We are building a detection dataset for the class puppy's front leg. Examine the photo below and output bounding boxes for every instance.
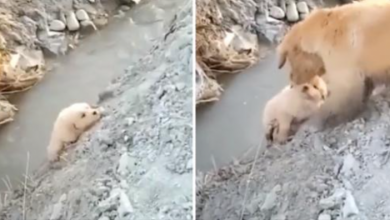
[274,118,292,144]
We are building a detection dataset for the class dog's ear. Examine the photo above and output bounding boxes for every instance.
[278,51,287,69]
[89,104,99,109]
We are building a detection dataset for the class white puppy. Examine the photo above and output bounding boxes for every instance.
[47,102,103,162]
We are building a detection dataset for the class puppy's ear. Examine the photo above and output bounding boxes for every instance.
[277,51,287,69]
[89,103,99,109]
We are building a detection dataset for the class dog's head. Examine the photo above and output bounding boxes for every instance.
[277,45,326,85]
[62,103,103,131]
[291,75,329,106]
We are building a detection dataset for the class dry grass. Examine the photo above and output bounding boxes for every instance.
[195,0,262,105]
[0,6,46,126]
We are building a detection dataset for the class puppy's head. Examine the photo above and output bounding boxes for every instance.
[64,103,103,131]
[277,45,326,85]
[293,75,329,105]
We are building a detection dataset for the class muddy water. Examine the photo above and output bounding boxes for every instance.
[196,51,289,171]
[0,2,178,191]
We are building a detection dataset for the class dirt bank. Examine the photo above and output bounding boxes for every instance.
[197,91,390,220]
[0,0,193,219]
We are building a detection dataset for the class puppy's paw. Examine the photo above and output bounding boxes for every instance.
[265,119,279,143]
[47,152,59,162]
[47,147,60,162]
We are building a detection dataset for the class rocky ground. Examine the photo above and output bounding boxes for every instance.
[197,91,390,220]
[196,0,390,220]
[0,0,193,219]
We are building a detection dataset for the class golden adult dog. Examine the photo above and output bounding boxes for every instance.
[277,0,390,125]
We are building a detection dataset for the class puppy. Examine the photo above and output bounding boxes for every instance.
[262,76,328,144]
[47,103,103,162]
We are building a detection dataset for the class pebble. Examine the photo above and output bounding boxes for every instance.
[49,194,67,220]
[98,217,109,220]
[76,9,90,21]
[319,188,346,210]
[120,5,131,11]
[117,153,137,176]
[118,191,134,217]
[341,154,358,177]
[318,213,331,220]
[342,191,359,218]
[49,20,66,31]
[98,188,121,212]
[126,117,135,125]
[260,185,281,211]
[94,17,108,28]
[269,6,285,19]
[271,214,287,220]
[89,0,96,3]
[286,1,299,22]
[297,2,310,14]
[186,158,193,170]
[38,30,68,56]
[66,11,80,31]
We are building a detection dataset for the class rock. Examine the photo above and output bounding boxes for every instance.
[94,17,108,28]
[20,16,38,39]
[121,0,141,5]
[76,9,90,21]
[260,185,281,211]
[341,154,359,177]
[186,158,193,170]
[300,13,308,20]
[269,6,285,19]
[98,217,109,220]
[118,191,134,217]
[271,214,287,220]
[12,46,44,72]
[89,0,96,3]
[98,188,121,212]
[80,20,97,34]
[286,2,299,22]
[318,213,331,220]
[297,2,310,14]
[280,0,287,12]
[127,117,135,125]
[49,20,66,31]
[49,194,67,220]
[58,11,67,24]
[117,153,137,175]
[120,5,131,11]
[37,30,68,56]
[319,188,346,210]
[342,191,359,218]
[66,11,80,31]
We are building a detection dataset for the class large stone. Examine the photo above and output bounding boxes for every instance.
[49,20,66,31]
[37,30,68,56]
[76,9,90,21]
[286,2,299,22]
[269,6,285,19]
[297,1,310,14]
[66,11,80,31]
